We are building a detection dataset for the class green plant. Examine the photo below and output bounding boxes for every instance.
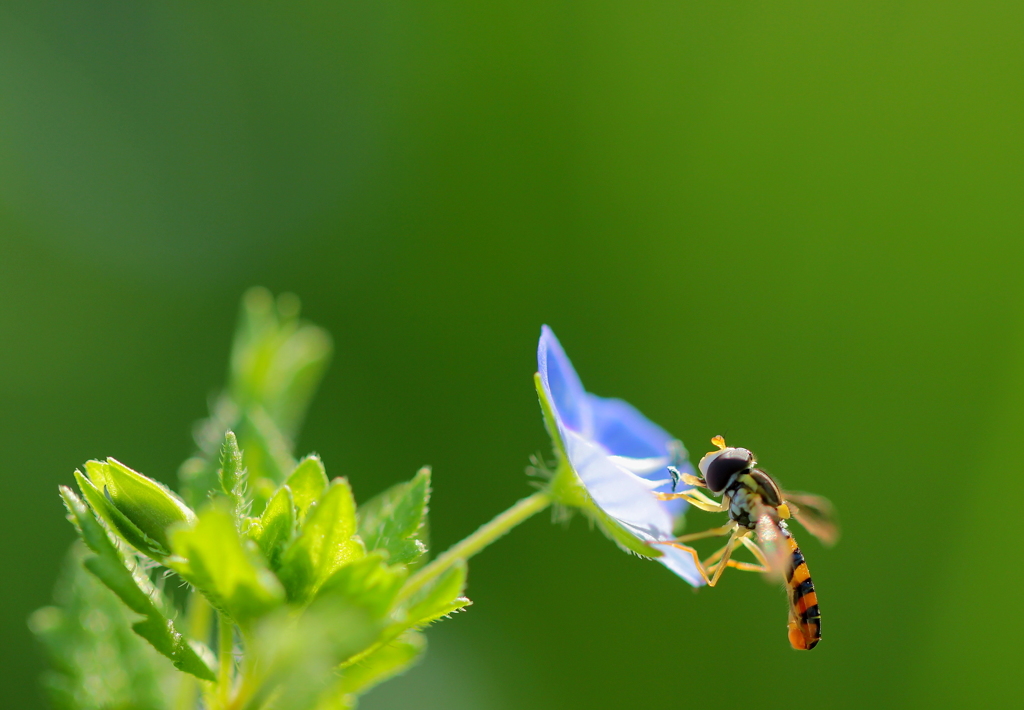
[32,290,700,709]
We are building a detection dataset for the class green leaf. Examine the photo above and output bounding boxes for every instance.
[180,290,331,509]
[317,553,406,618]
[248,484,295,570]
[30,543,171,710]
[84,458,196,552]
[286,455,329,521]
[58,486,216,681]
[278,478,365,603]
[357,468,430,566]
[342,560,470,673]
[404,560,471,627]
[75,468,170,560]
[219,430,248,519]
[239,407,298,493]
[169,504,285,626]
[238,602,379,710]
[338,632,426,697]
[230,287,333,440]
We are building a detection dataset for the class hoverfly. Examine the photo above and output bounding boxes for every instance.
[653,436,837,650]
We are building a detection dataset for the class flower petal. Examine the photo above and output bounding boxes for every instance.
[562,430,674,541]
[587,395,673,461]
[652,545,705,587]
[537,326,590,436]
[590,395,698,518]
[537,326,705,586]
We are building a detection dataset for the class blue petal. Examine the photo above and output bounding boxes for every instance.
[537,326,704,587]
[587,395,673,460]
[562,430,674,540]
[589,395,698,517]
[537,326,590,435]
[654,545,705,587]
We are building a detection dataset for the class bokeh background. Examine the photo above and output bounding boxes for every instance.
[2,1,1023,708]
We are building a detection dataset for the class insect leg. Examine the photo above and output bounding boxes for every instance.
[648,523,736,585]
[721,535,771,573]
[647,541,715,585]
[654,489,726,512]
[650,527,747,587]
[673,524,735,544]
[706,527,745,587]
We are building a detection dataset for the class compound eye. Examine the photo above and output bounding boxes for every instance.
[702,448,753,493]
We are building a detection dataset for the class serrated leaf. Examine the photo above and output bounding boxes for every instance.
[84,459,196,553]
[357,468,430,566]
[317,553,406,618]
[312,693,357,710]
[58,486,216,681]
[286,455,329,521]
[405,560,471,627]
[278,478,365,603]
[75,469,170,560]
[181,290,331,509]
[230,288,333,438]
[338,632,426,697]
[30,543,171,710]
[239,407,298,491]
[248,485,295,570]
[219,431,249,520]
[343,561,471,672]
[169,504,285,626]
[238,601,379,710]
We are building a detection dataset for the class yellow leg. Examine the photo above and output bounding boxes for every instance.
[649,527,762,587]
[654,489,727,513]
[702,542,731,569]
[712,535,772,574]
[648,523,735,584]
[706,528,744,587]
[687,488,724,508]
[673,524,735,544]
[648,540,716,585]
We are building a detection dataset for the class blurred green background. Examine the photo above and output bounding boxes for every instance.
[2,1,1022,708]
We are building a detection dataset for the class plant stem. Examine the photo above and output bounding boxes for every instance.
[399,489,552,601]
[174,591,212,710]
[218,612,235,708]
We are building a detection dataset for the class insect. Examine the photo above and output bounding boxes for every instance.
[654,436,837,650]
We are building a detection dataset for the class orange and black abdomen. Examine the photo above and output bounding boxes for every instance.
[783,529,821,650]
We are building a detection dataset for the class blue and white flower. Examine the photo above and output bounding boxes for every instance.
[536,326,704,586]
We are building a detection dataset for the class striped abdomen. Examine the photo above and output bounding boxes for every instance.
[782,525,821,650]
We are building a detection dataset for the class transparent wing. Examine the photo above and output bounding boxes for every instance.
[752,502,790,583]
[784,491,840,547]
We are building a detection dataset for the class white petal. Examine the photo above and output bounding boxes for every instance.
[563,429,675,540]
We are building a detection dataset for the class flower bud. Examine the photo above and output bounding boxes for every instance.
[83,458,196,554]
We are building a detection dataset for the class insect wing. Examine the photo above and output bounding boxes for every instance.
[784,491,839,546]
[753,505,789,583]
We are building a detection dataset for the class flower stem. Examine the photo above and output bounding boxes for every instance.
[174,591,211,710]
[217,612,234,708]
[399,489,553,601]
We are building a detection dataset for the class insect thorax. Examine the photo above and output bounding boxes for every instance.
[725,469,782,529]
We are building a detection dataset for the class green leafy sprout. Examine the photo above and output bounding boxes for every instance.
[31,289,685,710]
